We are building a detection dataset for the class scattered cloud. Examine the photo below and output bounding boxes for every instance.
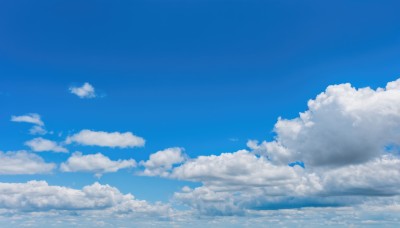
[0,151,55,174]
[25,138,68,153]
[11,113,48,135]
[140,147,186,177]
[66,130,145,148]
[11,113,44,126]
[69,82,96,98]
[60,152,136,177]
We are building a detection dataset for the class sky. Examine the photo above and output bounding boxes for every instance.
[1,0,400,227]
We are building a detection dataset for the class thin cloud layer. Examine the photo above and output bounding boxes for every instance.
[69,82,96,98]
[25,138,68,153]
[66,130,145,148]
[60,152,136,177]
[0,151,55,174]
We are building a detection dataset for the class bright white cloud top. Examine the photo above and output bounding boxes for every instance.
[60,152,136,177]
[0,151,55,174]
[25,137,68,153]
[66,129,145,148]
[69,82,96,98]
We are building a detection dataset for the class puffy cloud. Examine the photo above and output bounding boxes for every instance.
[170,79,400,216]
[140,147,186,177]
[0,151,55,174]
[11,113,44,126]
[60,152,136,177]
[0,180,171,217]
[66,130,145,148]
[264,79,400,167]
[25,138,68,153]
[69,82,96,98]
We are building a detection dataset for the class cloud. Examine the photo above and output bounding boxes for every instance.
[11,113,44,126]
[169,79,400,216]
[262,79,400,167]
[140,147,186,177]
[25,138,68,153]
[69,82,96,98]
[0,180,172,218]
[29,125,47,135]
[0,151,55,174]
[60,152,136,177]
[11,113,48,135]
[66,130,145,148]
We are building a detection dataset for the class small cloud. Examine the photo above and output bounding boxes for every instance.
[60,152,136,177]
[29,125,47,135]
[11,113,44,126]
[0,150,55,174]
[229,138,239,142]
[11,113,49,135]
[69,82,96,99]
[25,137,68,153]
[66,129,145,148]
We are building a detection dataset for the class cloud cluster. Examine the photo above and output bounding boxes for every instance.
[25,138,68,153]
[69,82,96,99]
[0,180,171,217]
[168,79,400,215]
[0,151,55,174]
[66,130,145,148]
[60,152,136,177]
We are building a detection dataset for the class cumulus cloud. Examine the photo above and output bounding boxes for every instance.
[69,82,96,98]
[11,113,48,135]
[25,138,68,153]
[169,79,400,216]
[263,79,400,167]
[140,147,186,177]
[60,152,136,177]
[0,151,55,174]
[0,180,171,218]
[66,130,145,148]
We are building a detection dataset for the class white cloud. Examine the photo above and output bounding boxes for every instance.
[11,113,48,135]
[11,113,44,126]
[60,152,136,177]
[25,138,68,153]
[66,130,145,148]
[170,79,400,216]
[0,180,171,218]
[263,79,400,167]
[0,151,55,174]
[69,82,96,98]
[140,147,186,177]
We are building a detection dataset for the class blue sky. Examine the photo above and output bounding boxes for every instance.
[1,0,400,227]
